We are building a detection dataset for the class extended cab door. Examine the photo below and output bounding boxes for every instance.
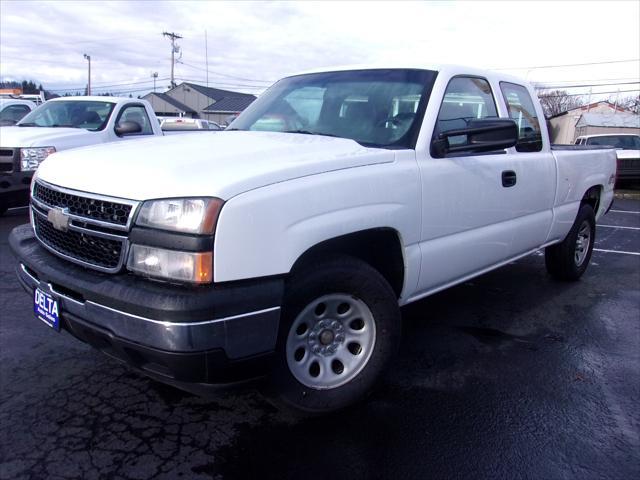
[497,81,555,256]
[413,75,554,297]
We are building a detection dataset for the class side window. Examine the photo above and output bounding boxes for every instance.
[0,104,31,123]
[499,82,542,152]
[117,105,153,135]
[435,76,498,147]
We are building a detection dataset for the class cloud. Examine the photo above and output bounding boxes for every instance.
[1,0,638,97]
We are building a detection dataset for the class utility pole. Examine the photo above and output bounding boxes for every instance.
[163,31,182,88]
[83,53,91,95]
[151,72,158,92]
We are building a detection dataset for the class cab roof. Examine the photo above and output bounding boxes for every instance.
[48,96,139,104]
[286,63,529,86]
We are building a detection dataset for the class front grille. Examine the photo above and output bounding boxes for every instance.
[0,149,14,157]
[33,212,123,269]
[30,180,138,272]
[33,182,132,226]
[619,158,640,169]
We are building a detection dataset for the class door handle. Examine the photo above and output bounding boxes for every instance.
[502,170,517,188]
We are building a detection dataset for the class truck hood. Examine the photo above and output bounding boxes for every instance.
[35,131,395,200]
[0,126,94,148]
[616,149,640,160]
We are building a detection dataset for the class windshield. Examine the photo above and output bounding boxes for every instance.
[17,101,116,131]
[230,69,437,149]
[586,135,640,149]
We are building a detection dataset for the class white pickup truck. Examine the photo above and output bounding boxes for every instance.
[0,96,162,214]
[10,65,616,413]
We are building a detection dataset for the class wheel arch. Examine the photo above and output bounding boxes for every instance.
[289,228,406,298]
[580,185,603,215]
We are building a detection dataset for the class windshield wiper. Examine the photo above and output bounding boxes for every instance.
[282,130,340,138]
[51,124,79,128]
[17,122,38,127]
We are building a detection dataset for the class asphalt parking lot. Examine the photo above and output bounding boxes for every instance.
[1,200,639,480]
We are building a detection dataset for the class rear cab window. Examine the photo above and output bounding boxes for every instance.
[499,82,543,152]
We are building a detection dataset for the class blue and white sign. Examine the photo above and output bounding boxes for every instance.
[34,288,60,331]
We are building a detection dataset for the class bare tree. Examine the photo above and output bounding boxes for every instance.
[536,90,585,118]
[607,94,640,114]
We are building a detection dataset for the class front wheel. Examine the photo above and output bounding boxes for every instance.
[545,204,596,281]
[272,256,401,413]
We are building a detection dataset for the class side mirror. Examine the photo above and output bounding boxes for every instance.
[115,121,142,136]
[432,118,518,157]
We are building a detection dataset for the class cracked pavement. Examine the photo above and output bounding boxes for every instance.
[1,201,639,479]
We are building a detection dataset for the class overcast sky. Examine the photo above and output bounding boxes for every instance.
[1,0,638,99]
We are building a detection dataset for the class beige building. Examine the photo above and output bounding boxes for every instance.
[142,83,256,125]
[574,113,640,138]
[548,101,631,144]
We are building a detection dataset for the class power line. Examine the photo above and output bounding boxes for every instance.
[495,58,640,71]
[533,77,639,84]
[46,77,170,92]
[42,76,263,94]
[539,88,640,98]
[177,60,273,84]
[174,76,267,91]
[54,85,156,96]
[534,81,640,89]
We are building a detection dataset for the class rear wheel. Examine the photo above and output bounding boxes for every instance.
[545,204,596,281]
[272,256,400,413]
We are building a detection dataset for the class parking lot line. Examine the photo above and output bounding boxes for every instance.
[593,248,640,256]
[597,225,640,231]
[610,209,640,214]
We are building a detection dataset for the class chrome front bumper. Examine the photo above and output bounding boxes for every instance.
[17,262,280,358]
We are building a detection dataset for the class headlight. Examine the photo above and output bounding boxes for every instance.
[136,198,223,234]
[127,245,212,283]
[21,147,56,171]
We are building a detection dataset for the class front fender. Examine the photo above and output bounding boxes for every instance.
[213,156,420,283]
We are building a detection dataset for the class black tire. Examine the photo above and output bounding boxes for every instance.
[271,255,401,413]
[545,204,596,281]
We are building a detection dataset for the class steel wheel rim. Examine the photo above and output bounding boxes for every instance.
[286,293,376,390]
[574,220,591,267]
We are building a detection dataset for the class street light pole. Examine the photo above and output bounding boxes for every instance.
[151,72,158,92]
[83,54,91,95]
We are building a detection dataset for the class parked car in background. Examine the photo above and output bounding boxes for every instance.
[9,65,616,413]
[155,115,175,125]
[0,99,37,126]
[0,96,162,214]
[161,117,222,131]
[0,91,45,106]
[575,133,640,182]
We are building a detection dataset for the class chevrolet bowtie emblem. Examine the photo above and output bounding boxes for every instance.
[47,208,70,232]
